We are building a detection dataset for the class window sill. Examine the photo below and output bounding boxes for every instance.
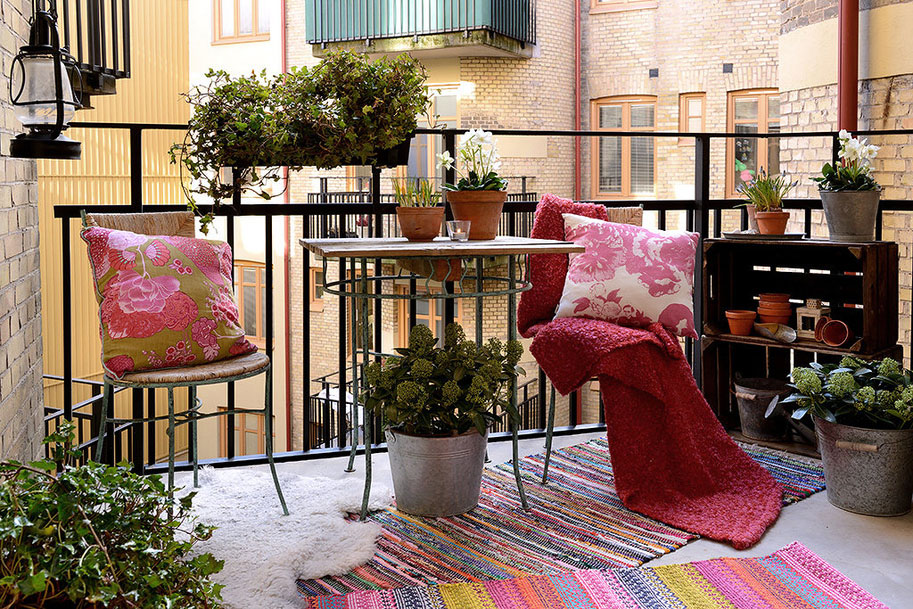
[589,1,658,15]
[211,34,271,45]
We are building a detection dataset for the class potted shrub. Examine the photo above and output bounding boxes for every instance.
[172,52,430,234]
[812,130,881,242]
[362,323,523,517]
[393,178,443,242]
[784,357,913,516]
[437,129,508,240]
[736,168,796,235]
[0,423,224,608]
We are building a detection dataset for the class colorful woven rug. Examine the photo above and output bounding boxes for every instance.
[297,438,825,597]
[303,542,886,609]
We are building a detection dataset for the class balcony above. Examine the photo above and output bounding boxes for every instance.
[60,0,132,106]
[306,0,536,59]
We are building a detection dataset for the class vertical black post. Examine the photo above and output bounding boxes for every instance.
[537,369,547,429]
[302,212,311,451]
[129,126,144,471]
[337,257,348,448]
[265,211,274,453]
[147,389,156,466]
[225,175,239,459]
[62,223,72,423]
[371,165,383,445]
[443,130,458,324]
[692,135,711,383]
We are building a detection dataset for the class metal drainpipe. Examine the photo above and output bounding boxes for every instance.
[838,0,859,131]
[574,0,582,200]
[281,0,294,451]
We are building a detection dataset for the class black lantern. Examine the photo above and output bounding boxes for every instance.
[8,0,82,160]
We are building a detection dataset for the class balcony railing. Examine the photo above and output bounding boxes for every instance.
[59,0,131,97]
[45,123,913,476]
[306,0,536,46]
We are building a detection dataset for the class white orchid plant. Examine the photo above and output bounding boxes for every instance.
[812,129,881,192]
[435,129,508,191]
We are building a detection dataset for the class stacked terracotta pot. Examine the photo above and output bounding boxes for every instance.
[757,293,792,325]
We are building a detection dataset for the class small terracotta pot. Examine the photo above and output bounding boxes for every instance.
[759,301,792,311]
[758,293,790,303]
[397,257,462,282]
[815,316,831,342]
[396,207,444,242]
[755,210,791,235]
[726,310,757,336]
[446,190,507,240]
[758,305,792,316]
[758,311,792,324]
[821,319,853,347]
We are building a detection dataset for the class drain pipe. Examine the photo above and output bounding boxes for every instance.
[281,0,293,450]
[574,0,581,200]
[837,0,859,130]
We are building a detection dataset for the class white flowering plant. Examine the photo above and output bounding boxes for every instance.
[435,129,508,191]
[812,130,880,192]
[783,357,913,430]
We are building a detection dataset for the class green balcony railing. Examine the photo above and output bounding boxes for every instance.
[306,0,536,46]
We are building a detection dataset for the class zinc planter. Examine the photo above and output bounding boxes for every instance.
[445,190,507,240]
[814,415,913,516]
[733,378,790,441]
[820,190,880,242]
[385,429,488,517]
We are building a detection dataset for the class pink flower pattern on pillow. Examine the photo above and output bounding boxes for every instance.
[82,226,256,378]
[556,213,699,338]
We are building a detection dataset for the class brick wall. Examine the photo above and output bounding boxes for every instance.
[0,0,43,460]
[781,0,906,34]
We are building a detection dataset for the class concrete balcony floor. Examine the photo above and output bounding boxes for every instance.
[179,431,913,606]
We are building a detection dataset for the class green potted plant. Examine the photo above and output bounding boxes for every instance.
[784,357,913,516]
[362,323,523,517]
[0,423,224,608]
[736,167,796,235]
[812,130,881,241]
[393,178,443,242]
[436,129,508,240]
[172,52,430,234]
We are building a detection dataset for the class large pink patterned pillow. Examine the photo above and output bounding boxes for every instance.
[554,213,699,338]
[81,226,256,378]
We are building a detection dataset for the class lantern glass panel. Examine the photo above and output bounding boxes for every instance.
[12,54,76,128]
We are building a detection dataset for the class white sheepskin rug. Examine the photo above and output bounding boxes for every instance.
[182,467,392,609]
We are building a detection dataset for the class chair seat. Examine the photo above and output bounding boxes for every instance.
[110,352,270,387]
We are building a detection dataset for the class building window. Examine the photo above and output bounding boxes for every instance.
[213,0,270,44]
[219,408,274,457]
[310,267,325,312]
[396,287,463,348]
[234,261,267,346]
[591,0,658,13]
[591,96,656,198]
[727,89,780,196]
[679,92,705,135]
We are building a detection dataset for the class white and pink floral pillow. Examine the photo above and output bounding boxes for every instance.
[554,213,699,338]
[82,226,256,378]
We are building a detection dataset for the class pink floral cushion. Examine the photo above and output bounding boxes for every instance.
[81,226,256,378]
[554,213,699,338]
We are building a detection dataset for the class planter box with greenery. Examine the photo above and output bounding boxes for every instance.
[362,323,523,517]
[171,51,430,234]
[785,357,913,516]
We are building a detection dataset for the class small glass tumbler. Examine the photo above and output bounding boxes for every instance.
[446,220,471,241]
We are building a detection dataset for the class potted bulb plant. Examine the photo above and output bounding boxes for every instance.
[812,130,881,241]
[436,129,508,240]
[784,357,913,516]
[393,178,443,241]
[736,168,797,235]
[362,323,524,517]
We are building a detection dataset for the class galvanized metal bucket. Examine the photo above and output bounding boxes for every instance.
[733,378,790,441]
[814,416,913,516]
[820,190,880,242]
[385,429,488,517]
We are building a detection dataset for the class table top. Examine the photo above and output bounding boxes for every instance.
[300,236,585,259]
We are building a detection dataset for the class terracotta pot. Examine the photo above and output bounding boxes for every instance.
[755,210,791,235]
[821,319,853,347]
[759,301,792,311]
[758,310,791,324]
[815,316,831,342]
[758,305,792,316]
[396,207,444,242]
[397,257,462,282]
[758,292,790,303]
[725,310,756,336]
[445,190,507,240]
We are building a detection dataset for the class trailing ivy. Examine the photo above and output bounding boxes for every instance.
[0,424,224,608]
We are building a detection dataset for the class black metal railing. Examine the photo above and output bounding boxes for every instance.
[59,0,131,96]
[45,122,913,474]
[306,0,536,46]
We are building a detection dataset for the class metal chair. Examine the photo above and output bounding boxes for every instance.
[84,211,288,516]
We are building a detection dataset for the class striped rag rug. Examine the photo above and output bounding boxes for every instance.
[297,438,825,597]
[303,541,887,609]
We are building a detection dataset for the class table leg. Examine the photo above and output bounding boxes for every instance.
[508,256,529,510]
[358,262,373,520]
[346,259,359,473]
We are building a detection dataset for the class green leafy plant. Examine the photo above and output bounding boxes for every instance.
[784,357,913,430]
[392,178,441,207]
[362,323,524,436]
[0,423,224,608]
[736,167,797,212]
[812,129,880,192]
[436,129,508,191]
[171,51,430,234]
